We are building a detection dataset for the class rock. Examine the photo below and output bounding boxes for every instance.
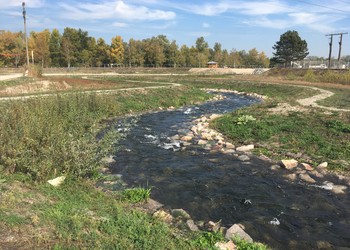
[317,162,328,169]
[225,142,235,149]
[99,167,110,173]
[311,170,324,178]
[317,241,333,249]
[141,199,164,213]
[299,173,316,183]
[186,220,199,231]
[201,132,213,140]
[223,149,236,154]
[280,159,298,169]
[181,136,193,142]
[236,145,254,152]
[284,174,297,181]
[198,140,207,145]
[206,220,221,232]
[238,155,250,162]
[215,240,236,250]
[225,224,253,243]
[301,163,313,171]
[171,208,191,220]
[47,176,66,187]
[170,134,180,140]
[101,155,116,164]
[209,114,222,120]
[153,210,173,223]
[259,154,272,162]
[270,165,281,170]
[332,185,347,194]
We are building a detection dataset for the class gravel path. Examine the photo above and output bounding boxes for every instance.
[0,73,22,81]
[297,86,350,112]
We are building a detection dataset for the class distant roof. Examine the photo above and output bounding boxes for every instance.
[207,61,218,64]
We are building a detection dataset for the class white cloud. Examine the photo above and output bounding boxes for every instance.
[114,1,175,20]
[151,21,177,29]
[113,22,129,28]
[59,0,176,21]
[202,22,210,28]
[242,17,291,30]
[0,0,44,9]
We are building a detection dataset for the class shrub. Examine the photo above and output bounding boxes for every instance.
[304,69,316,82]
[25,64,43,78]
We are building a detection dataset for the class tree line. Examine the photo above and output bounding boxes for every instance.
[0,27,270,68]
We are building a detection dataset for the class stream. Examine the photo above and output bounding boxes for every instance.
[107,92,350,249]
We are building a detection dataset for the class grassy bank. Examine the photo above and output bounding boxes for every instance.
[0,86,213,248]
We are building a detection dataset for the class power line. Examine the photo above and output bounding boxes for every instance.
[293,0,350,13]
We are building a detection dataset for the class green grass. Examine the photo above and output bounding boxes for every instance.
[233,236,269,250]
[212,104,350,170]
[0,76,35,89]
[317,88,350,109]
[122,187,152,203]
[32,181,193,249]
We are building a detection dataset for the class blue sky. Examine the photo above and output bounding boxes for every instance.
[1,0,350,57]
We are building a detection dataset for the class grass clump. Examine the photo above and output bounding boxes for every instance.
[122,187,152,203]
[192,231,225,250]
[233,236,269,250]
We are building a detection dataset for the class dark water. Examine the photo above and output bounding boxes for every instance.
[108,93,350,249]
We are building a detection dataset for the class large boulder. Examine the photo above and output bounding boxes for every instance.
[280,159,298,169]
[225,224,253,243]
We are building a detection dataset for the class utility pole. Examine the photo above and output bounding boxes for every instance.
[326,32,348,69]
[338,32,348,67]
[326,34,333,69]
[22,2,30,66]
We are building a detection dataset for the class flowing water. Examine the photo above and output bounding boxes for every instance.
[108,92,350,249]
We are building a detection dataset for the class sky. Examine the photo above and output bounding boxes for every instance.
[1,0,350,57]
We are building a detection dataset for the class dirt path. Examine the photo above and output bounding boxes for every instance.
[0,73,22,81]
[296,86,350,112]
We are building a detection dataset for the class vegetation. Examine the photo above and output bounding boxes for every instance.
[122,187,152,203]
[0,28,270,68]
[266,68,350,85]
[0,86,211,181]
[212,102,350,171]
[271,30,309,67]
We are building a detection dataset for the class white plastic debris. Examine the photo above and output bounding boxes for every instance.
[269,217,280,226]
[47,176,66,187]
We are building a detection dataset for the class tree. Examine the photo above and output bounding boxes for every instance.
[95,38,110,67]
[272,30,309,67]
[49,29,62,67]
[110,35,124,66]
[0,31,24,67]
[29,29,50,67]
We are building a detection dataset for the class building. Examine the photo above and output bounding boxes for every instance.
[207,61,218,68]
